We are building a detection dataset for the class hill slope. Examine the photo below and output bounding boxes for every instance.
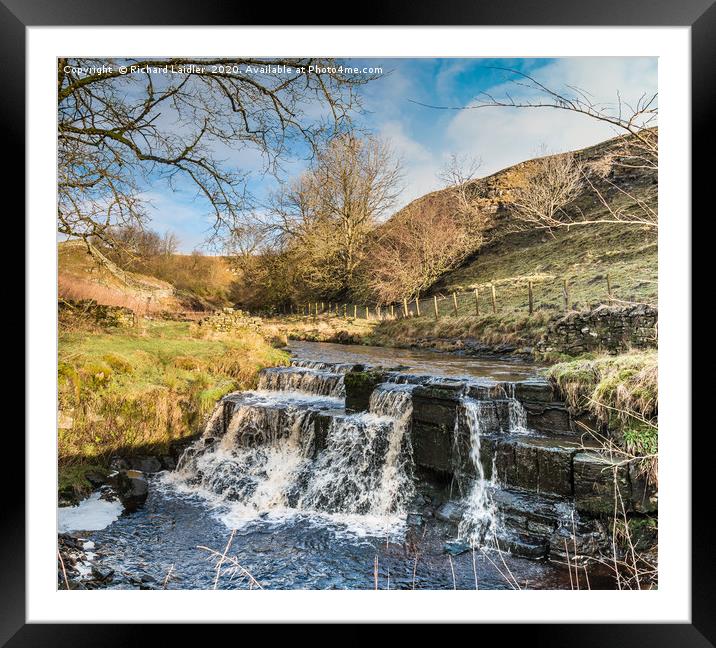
[383,132,657,309]
[58,240,179,314]
[367,133,657,354]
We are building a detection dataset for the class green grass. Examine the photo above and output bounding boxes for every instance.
[436,222,656,313]
[545,350,658,480]
[368,311,551,351]
[546,350,658,423]
[58,318,289,495]
[365,222,656,352]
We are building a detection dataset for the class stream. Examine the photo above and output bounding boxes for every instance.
[58,341,611,590]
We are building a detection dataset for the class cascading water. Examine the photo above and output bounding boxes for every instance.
[69,345,605,590]
[299,384,415,516]
[257,366,346,397]
[170,366,416,531]
[455,399,500,544]
[456,392,529,545]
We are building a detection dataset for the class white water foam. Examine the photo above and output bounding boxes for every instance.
[58,491,124,533]
[168,378,415,538]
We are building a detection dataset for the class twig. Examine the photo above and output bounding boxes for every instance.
[162,563,175,589]
[197,539,263,590]
[493,531,522,590]
[479,547,517,590]
[565,539,574,590]
[58,550,70,590]
[213,529,236,590]
[471,543,479,590]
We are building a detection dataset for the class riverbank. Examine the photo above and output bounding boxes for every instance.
[59,342,656,590]
[58,312,289,502]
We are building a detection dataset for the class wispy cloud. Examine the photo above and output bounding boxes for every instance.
[132,57,657,252]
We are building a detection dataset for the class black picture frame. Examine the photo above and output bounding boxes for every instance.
[8,0,704,641]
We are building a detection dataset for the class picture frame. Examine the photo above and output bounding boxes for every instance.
[9,0,704,638]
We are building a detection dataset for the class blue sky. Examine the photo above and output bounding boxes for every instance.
[142,57,657,252]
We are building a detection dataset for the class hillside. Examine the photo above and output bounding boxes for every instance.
[381,133,656,304]
[365,132,657,353]
[58,240,179,314]
[58,241,237,313]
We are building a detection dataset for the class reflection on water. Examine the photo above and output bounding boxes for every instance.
[287,340,541,382]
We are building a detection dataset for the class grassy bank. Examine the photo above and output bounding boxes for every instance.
[367,311,551,353]
[58,317,288,499]
[360,222,656,354]
[546,350,658,479]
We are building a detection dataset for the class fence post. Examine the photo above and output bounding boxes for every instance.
[390,304,395,319]
[353,304,357,319]
[403,298,409,318]
[474,288,479,316]
[433,295,439,320]
[343,304,347,319]
[452,292,459,316]
[365,305,370,320]
[491,284,497,314]
[528,281,534,315]
[607,273,613,300]
[563,279,570,312]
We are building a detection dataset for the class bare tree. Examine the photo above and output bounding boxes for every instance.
[438,153,490,238]
[363,201,475,302]
[58,58,378,249]
[510,151,584,232]
[267,133,403,297]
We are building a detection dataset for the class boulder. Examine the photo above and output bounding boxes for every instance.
[629,460,658,513]
[523,402,574,436]
[128,456,162,474]
[410,383,462,474]
[435,501,465,523]
[109,469,149,511]
[344,369,387,412]
[511,378,554,404]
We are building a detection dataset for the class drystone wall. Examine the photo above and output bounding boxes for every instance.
[540,304,657,355]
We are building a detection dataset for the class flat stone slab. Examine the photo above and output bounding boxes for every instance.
[477,435,584,497]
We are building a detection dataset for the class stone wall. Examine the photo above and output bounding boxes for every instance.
[540,304,657,356]
[58,299,136,328]
[198,308,263,333]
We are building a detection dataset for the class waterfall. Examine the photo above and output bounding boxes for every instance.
[171,370,416,529]
[290,359,356,374]
[504,383,529,432]
[297,384,415,516]
[257,366,346,397]
[456,399,500,544]
[456,391,528,545]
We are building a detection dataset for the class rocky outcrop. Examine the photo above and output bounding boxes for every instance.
[540,304,657,356]
[344,369,387,412]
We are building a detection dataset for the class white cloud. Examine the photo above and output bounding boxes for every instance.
[379,120,443,207]
[445,57,657,176]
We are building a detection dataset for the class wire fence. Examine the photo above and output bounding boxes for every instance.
[281,272,657,321]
